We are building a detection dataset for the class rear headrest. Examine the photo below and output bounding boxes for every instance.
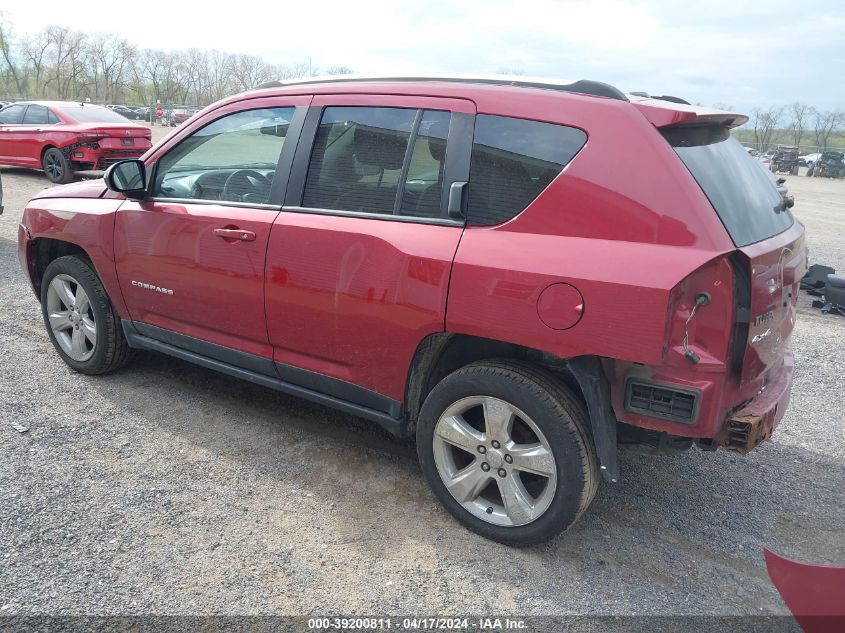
[353,125,407,169]
[425,119,449,162]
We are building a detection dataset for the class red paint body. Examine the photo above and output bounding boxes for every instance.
[0,101,151,172]
[18,80,804,447]
[765,548,845,633]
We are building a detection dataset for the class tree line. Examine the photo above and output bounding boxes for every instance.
[743,103,845,153]
[0,15,353,107]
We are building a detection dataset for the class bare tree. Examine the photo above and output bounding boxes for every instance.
[22,29,51,97]
[788,102,811,147]
[231,54,275,91]
[751,106,783,152]
[811,109,843,152]
[89,33,135,103]
[0,13,25,97]
[44,26,87,99]
[324,65,354,76]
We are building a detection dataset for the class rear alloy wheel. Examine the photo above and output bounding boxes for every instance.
[417,361,598,546]
[42,147,74,184]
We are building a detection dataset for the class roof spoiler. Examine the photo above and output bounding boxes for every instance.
[629,95,748,129]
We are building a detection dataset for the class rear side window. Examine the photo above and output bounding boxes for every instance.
[302,106,452,218]
[664,126,793,247]
[466,115,587,226]
[23,105,49,124]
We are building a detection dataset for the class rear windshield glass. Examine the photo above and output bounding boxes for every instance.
[55,104,130,124]
[663,126,793,247]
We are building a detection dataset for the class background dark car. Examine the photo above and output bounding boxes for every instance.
[807,151,845,178]
[110,105,144,120]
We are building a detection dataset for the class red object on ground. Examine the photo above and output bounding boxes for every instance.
[764,547,845,633]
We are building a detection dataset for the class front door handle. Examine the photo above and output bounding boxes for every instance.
[213,228,256,242]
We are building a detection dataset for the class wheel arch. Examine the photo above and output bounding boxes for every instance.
[40,144,57,162]
[405,333,619,481]
[28,237,92,297]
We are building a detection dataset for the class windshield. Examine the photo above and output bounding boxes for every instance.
[55,104,133,124]
[663,126,793,247]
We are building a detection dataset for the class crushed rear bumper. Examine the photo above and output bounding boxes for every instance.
[713,351,794,452]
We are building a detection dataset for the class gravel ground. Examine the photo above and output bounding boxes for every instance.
[0,143,843,621]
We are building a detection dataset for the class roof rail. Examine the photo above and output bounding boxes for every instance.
[254,74,629,101]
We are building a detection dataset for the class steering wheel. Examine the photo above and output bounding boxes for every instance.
[222,169,272,202]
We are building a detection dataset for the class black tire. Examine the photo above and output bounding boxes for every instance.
[417,360,599,546]
[42,147,74,184]
[40,255,132,375]
[791,165,799,176]
[807,166,814,177]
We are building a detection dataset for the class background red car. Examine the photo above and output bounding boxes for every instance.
[0,101,152,184]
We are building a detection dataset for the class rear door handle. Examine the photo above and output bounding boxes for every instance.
[213,228,256,242]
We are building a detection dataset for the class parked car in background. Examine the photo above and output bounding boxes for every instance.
[110,105,144,120]
[800,152,821,168]
[169,107,200,126]
[17,76,805,545]
[0,101,152,183]
[807,151,845,178]
[770,145,801,175]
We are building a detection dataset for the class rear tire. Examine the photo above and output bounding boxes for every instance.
[40,255,132,375]
[42,147,74,184]
[416,360,598,546]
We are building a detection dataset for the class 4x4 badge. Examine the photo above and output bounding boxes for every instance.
[753,311,774,327]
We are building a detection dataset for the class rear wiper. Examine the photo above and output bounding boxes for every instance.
[773,197,794,214]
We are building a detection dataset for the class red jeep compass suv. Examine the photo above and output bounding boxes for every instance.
[18,76,804,545]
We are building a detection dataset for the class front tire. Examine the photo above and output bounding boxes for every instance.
[42,148,74,184]
[417,360,598,546]
[40,255,131,375]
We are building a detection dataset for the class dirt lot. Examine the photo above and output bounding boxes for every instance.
[0,143,843,622]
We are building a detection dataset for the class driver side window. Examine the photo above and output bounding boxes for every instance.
[152,107,295,205]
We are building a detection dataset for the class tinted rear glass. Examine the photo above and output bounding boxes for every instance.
[55,104,131,124]
[664,126,793,247]
[466,115,586,226]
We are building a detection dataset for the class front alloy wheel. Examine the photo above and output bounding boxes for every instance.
[40,255,132,375]
[46,274,97,361]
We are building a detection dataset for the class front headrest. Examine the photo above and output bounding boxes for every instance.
[353,125,407,169]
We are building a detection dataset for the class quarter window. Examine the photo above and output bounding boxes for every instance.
[302,106,451,219]
[466,115,587,226]
[152,107,294,204]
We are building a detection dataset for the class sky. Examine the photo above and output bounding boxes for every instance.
[3,0,844,110]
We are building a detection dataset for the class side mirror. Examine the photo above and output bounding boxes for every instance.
[104,160,147,198]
